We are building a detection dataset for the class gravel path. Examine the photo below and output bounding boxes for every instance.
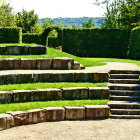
[0,119,140,140]
[0,62,139,75]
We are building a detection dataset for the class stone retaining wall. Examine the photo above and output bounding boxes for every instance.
[0,87,109,104]
[0,58,84,70]
[0,46,46,55]
[0,105,110,131]
[0,72,108,85]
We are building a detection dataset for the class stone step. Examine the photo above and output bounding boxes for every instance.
[110,90,140,96]
[109,79,139,84]
[111,109,140,115]
[109,74,139,79]
[108,84,140,90]
[110,95,140,101]
[111,114,140,119]
[108,101,140,109]
[110,70,140,74]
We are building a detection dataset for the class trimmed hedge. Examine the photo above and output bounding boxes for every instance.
[0,27,22,43]
[22,33,42,44]
[128,26,140,59]
[62,29,131,58]
[48,37,59,47]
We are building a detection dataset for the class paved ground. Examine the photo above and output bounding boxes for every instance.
[0,119,140,140]
[0,62,140,75]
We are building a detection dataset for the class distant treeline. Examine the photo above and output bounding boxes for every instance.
[38,17,106,28]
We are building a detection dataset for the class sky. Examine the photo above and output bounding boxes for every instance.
[7,0,106,18]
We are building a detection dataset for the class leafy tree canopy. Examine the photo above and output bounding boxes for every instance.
[0,2,17,27]
[82,18,96,28]
[16,9,38,33]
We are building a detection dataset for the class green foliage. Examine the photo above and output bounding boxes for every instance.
[128,26,140,59]
[62,29,130,58]
[0,2,17,27]
[31,24,44,34]
[0,27,22,43]
[100,0,140,29]
[43,18,54,29]
[16,9,38,33]
[22,33,41,44]
[48,37,59,48]
[82,18,96,28]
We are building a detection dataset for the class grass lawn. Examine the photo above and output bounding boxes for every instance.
[0,43,38,47]
[0,99,108,113]
[0,82,107,91]
[0,46,140,67]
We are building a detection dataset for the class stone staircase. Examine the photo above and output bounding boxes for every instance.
[108,70,140,119]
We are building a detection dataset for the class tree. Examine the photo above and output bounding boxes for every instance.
[43,18,54,29]
[0,2,17,27]
[95,0,140,29]
[82,18,96,28]
[31,24,44,34]
[16,9,38,33]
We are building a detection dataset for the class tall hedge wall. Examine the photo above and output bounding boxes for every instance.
[0,27,22,43]
[128,26,140,59]
[62,29,131,58]
[22,33,42,44]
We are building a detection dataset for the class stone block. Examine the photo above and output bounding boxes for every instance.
[13,90,31,102]
[72,61,80,69]
[7,111,27,126]
[38,73,52,82]
[3,58,20,70]
[30,90,40,101]
[89,87,110,99]
[20,46,29,55]
[26,109,46,124]
[51,73,74,82]
[74,72,94,82]
[7,46,21,55]
[37,88,62,101]
[37,58,52,69]
[53,57,74,70]
[65,106,85,120]
[28,46,46,55]
[43,107,65,121]
[4,74,18,84]
[0,91,12,104]
[93,73,109,82]
[0,46,6,55]
[17,74,33,84]
[0,75,5,85]
[0,59,3,70]
[0,114,14,131]
[62,87,88,100]
[20,59,37,69]
[84,105,110,119]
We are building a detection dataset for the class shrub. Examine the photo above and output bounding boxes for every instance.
[0,27,22,43]
[62,29,131,58]
[22,33,41,44]
[128,26,140,59]
[48,37,59,48]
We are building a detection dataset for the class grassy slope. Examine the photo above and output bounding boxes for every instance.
[0,43,38,47]
[0,47,140,67]
[0,82,107,91]
[0,100,108,113]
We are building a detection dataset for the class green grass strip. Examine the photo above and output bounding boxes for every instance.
[0,43,38,47]
[0,99,108,113]
[0,47,140,67]
[0,82,107,91]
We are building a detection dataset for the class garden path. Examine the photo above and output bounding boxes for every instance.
[0,119,140,140]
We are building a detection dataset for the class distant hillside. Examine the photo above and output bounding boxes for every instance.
[38,17,106,28]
